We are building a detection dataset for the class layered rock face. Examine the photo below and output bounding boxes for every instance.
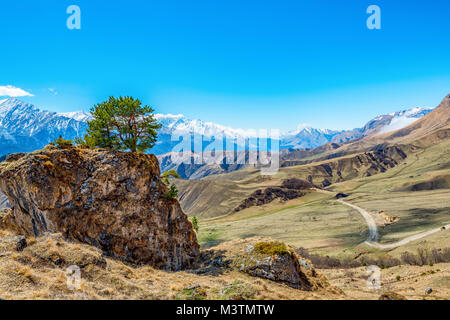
[0,145,200,270]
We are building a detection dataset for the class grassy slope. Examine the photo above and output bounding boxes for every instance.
[197,138,450,260]
[0,231,345,300]
[176,146,408,218]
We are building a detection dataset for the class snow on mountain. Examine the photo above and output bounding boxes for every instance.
[0,98,88,155]
[330,106,434,144]
[280,125,343,149]
[154,114,256,138]
[0,98,434,156]
[376,107,433,135]
[152,113,260,154]
[59,111,92,122]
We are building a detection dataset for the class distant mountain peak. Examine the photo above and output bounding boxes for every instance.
[0,98,437,156]
[0,99,88,155]
[59,111,92,122]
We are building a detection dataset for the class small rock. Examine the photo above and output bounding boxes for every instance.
[16,236,27,252]
[425,287,433,294]
[246,245,254,253]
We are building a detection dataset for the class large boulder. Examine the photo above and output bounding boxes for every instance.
[202,238,330,291]
[238,241,328,291]
[0,145,200,270]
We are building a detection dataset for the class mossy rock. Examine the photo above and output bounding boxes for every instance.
[253,241,291,256]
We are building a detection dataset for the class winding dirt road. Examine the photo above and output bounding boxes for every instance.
[337,199,449,250]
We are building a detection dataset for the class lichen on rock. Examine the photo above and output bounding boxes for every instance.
[206,238,330,291]
[0,145,200,270]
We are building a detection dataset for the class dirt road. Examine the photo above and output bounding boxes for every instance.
[337,199,449,250]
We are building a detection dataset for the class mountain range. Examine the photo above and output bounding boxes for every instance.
[0,98,433,158]
[0,99,88,155]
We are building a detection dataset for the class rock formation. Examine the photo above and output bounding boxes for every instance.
[192,238,330,291]
[236,240,328,291]
[0,144,200,270]
[234,179,313,212]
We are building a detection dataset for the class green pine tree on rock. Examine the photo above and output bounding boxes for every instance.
[77,96,161,153]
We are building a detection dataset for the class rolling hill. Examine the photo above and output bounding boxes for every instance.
[174,94,450,221]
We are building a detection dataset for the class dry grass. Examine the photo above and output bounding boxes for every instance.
[0,232,345,300]
[323,263,450,300]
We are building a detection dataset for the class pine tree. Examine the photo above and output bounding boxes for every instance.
[78,96,161,152]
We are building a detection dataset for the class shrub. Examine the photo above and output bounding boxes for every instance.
[53,136,73,147]
[162,170,181,185]
[166,184,178,200]
[75,136,96,149]
[401,251,417,265]
[218,280,258,300]
[178,286,207,300]
[191,216,199,233]
[294,246,450,269]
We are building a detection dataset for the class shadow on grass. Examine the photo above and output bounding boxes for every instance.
[332,230,369,248]
[379,207,450,238]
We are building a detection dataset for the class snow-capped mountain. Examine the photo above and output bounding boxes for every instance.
[281,125,343,149]
[155,114,256,138]
[59,111,92,122]
[0,98,434,157]
[0,98,88,155]
[330,107,434,144]
[152,113,266,154]
[375,107,433,135]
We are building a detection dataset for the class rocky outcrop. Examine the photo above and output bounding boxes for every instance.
[194,238,330,291]
[234,179,313,212]
[234,188,304,212]
[0,145,200,270]
[378,211,400,225]
[235,240,329,291]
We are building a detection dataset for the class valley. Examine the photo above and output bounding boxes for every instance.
[0,94,449,301]
[173,95,450,275]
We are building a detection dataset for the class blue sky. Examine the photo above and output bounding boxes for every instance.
[0,0,449,130]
